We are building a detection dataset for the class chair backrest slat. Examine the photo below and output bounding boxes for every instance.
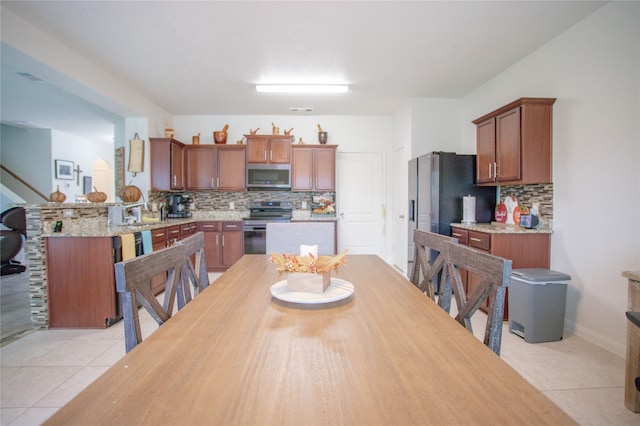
[175,232,210,310]
[411,230,458,300]
[115,243,185,352]
[412,229,512,355]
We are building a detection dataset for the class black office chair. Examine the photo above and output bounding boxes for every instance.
[1,207,27,275]
[625,311,640,392]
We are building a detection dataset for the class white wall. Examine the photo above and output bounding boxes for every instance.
[410,98,462,158]
[173,114,395,259]
[1,7,170,137]
[460,2,640,356]
[51,130,114,202]
[2,6,171,197]
[1,124,52,201]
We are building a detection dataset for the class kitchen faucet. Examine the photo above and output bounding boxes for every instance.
[108,202,148,226]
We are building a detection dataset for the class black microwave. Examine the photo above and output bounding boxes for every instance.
[246,164,291,190]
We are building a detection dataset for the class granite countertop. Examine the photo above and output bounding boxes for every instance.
[42,209,336,237]
[42,210,247,238]
[451,222,553,234]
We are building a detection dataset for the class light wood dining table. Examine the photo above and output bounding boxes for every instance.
[46,255,574,425]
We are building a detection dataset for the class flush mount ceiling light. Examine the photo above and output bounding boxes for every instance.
[256,84,349,93]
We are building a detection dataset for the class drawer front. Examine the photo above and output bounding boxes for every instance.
[199,221,221,232]
[468,231,490,251]
[181,222,197,237]
[151,228,167,246]
[166,225,182,242]
[222,221,242,232]
[451,228,469,245]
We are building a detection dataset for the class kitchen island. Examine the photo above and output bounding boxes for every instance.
[45,254,574,425]
[39,204,337,328]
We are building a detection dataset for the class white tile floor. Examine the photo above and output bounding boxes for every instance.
[1,276,639,426]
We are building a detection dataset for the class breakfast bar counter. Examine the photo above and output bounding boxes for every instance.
[45,255,574,425]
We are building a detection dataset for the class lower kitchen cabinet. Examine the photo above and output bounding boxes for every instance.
[45,220,243,329]
[450,226,551,320]
[199,221,244,272]
[46,237,119,328]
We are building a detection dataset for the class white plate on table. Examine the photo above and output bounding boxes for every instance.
[270,278,354,304]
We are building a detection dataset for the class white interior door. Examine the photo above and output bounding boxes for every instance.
[391,147,406,273]
[337,153,384,255]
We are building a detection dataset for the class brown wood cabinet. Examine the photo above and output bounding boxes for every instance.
[451,226,551,320]
[185,145,217,190]
[245,135,293,164]
[150,138,185,190]
[473,98,555,185]
[185,145,246,190]
[47,237,119,328]
[198,221,244,272]
[291,145,337,191]
[45,221,244,328]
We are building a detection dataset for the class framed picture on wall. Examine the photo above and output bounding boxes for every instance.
[55,159,74,180]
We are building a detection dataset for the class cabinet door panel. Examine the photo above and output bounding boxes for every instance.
[292,148,313,190]
[269,138,292,163]
[496,107,521,182]
[476,118,496,184]
[246,139,268,163]
[186,147,216,189]
[170,142,185,189]
[222,231,244,267]
[315,148,335,191]
[203,231,222,268]
[217,148,246,190]
[150,139,171,191]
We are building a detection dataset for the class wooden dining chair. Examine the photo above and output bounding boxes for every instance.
[410,229,458,302]
[115,244,185,353]
[175,231,210,310]
[442,241,512,355]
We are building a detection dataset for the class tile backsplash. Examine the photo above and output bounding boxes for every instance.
[148,190,332,211]
[499,183,553,222]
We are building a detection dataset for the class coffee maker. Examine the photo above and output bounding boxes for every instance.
[167,195,192,218]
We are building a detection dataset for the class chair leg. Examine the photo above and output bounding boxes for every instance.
[120,291,142,353]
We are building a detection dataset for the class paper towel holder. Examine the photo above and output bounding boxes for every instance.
[462,195,477,225]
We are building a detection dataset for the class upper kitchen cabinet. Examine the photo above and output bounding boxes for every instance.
[150,138,185,191]
[245,135,293,164]
[473,98,556,185]
[291,145,337,191]
[185,145,246,191]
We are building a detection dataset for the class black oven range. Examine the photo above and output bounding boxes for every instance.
[242,201,292,255]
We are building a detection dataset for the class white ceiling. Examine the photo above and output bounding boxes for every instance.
[1,1,606,142]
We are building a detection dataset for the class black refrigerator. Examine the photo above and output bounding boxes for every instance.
[407,152,496,273]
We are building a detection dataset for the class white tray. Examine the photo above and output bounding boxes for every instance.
[270,278,354,304]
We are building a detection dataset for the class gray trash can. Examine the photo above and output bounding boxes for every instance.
[509,268,570,343]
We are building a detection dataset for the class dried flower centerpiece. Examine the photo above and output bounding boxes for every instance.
[270,250,348,294]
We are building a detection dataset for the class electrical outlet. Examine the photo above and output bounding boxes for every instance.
[62,209,74,218]
[229,202,235,210]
